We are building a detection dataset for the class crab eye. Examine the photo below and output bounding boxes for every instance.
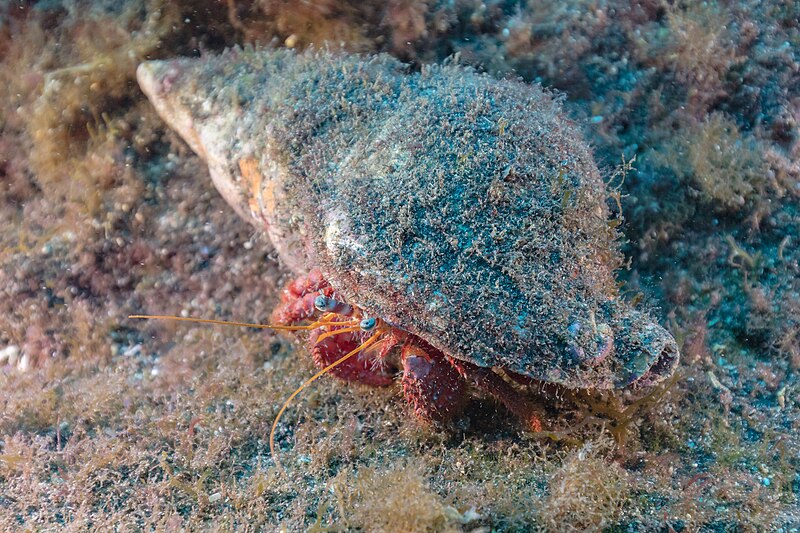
[360,317,377,331]
[314,295,333,312]
[314,296,354,317]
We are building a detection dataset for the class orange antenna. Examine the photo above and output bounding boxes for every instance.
[127,314,359,331]
[128,313,386,472]
[314,325,363,344]
[268,326,385,472]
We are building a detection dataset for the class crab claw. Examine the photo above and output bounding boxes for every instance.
[401,341,469,423]
[271,270,333,325]
[308,327,395,387]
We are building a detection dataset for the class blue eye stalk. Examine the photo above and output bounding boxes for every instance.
[360,317,377,332]
[314,295,332,312]
[314,295,354,317]
[314,295,378,332]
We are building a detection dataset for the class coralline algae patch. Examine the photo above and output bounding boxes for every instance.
[0,1,798,531]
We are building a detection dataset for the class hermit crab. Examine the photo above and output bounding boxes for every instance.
[134,48,679,453]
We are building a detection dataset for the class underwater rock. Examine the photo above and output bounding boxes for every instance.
[137,47,678,389]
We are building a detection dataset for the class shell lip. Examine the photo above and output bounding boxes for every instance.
[625,339,680,388]
[361,305,682,391]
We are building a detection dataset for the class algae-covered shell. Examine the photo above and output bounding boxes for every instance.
[137,48,679,389]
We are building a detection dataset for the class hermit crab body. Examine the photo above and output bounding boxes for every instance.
[137,48,678,429]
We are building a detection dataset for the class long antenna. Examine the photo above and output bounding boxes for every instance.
[128,313,384,472]
[268,328,384,472]
[128,314,357,331]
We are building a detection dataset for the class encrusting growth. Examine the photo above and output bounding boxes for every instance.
[134,47,679,447]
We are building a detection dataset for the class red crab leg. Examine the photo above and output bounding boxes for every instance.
[271,269,333,325]
[446,358,545,432]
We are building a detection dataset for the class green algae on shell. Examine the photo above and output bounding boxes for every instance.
[136,47,679,390]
